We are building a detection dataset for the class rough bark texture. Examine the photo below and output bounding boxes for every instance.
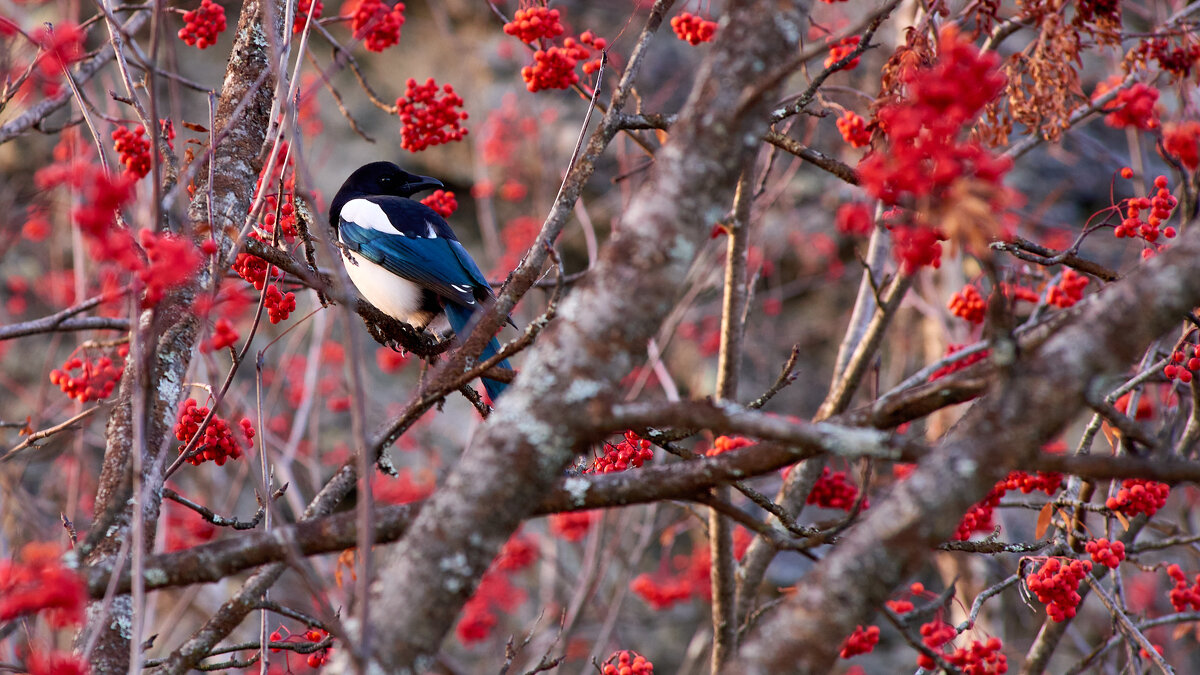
[77,0,283,670]
[735,223,1200,673]
[342,1,812,670]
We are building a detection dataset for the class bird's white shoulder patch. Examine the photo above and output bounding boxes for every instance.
[425,221,438,239]
[342,199,403,236]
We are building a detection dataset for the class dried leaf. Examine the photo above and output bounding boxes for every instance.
[1114,510,1130,531]
[181,121,209,133]
[654,129,668,146]
[335,549,357,588]
[1101,420,1117,450]
[1035,501,1054,539]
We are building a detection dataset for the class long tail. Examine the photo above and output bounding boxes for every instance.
[444,302,511,401]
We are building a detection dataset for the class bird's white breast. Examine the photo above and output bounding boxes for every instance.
[340,248,434,328]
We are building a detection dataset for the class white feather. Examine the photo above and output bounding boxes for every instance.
[341,199,403,236]
[341,248,434,327]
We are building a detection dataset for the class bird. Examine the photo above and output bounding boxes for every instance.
[329,161,511,400]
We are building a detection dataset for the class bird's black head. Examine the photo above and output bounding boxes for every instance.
[329,161,445,227]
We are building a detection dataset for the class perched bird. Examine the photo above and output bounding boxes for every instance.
[329,161,511,400]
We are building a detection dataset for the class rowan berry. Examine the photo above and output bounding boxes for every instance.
[503,5,564,43]
[945,637,1008,675]
[1105,478,1169,517]
[112,125,151,178]
[522,40,591,92]
[264,284,296,324]
[808,466,866,511]
[1084,538,1125,569]
[174,398,250,466]
[601,650,654,675]
[1046,269,1088,308]
[294,0,323,34]
[835,202,873,236]
[705,435,755,456]
[396,78,468,152]
[670,12,717,45]
[1167,564,1200,612]
[1163,121,1200,170]
[202,317,239,352]
[0,542,87,628]
[1025,557,1091,622]
[420,189,458,217]
[350,0,405,52]
[49,344,129,402]
[836,110,871,148]
[826,35,861,70]
[589,431,654,473]
[840,624,880,658]
[917,620,957,669]
[178,0,227,49]
[1100,82,1159,131]
[949,285,987,324]
[929,343,990,382]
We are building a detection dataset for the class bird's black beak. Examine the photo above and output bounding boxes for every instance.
[408,174,444,195]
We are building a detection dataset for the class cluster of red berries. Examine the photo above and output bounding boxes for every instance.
[949,285,987,323]
[138,230,202,307]
[1105,478,1170,517]
[112,125,151,178]
[670,13,717,45]
[269,626,333,668]
[420,189,458,217]
[522,35,602,92]
[1167,564,1200,612]
[50,345,129,402]
[945,637,1008,675]
[1163,121,1200,170]
[396,78,469,152]
[174,398,254,466]
[548,510,598,542]
[264,284,297,324]
[836,111,871,148]
[835,202,873,236]
[1114,175,1177,249]
[1025,557,1091,622]
[503,5,564,43]
[232,235,284,290]
[589,431,654,473]
[705,435,755,456]
[1100,81,1159,131]
[929,343,990,382]
[601,650,654,675]
[859,27,1009,206]
[808,466,866,511]
[294,0,323,34]
[858,28,1011,273]
[0,542,87,629]
[178,0,227,49]
[601,651,653,675]
[954,470,1061,541]
[350,0,405,52]
[917,620,957,669]
[891,225,946,274]
[1165,342,1200,382]
[1047,269,1089,308]
[1000,282,1040,304]
[825,35,861,70]
[1001,470,1063,494]
[839,624,880,658]
[1085,538,1125,569]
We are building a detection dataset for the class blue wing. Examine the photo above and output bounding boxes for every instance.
[338,196,494,307]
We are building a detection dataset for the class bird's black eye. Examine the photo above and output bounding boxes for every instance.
[379,175,393,185]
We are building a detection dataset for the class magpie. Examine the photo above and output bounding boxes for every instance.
[329,161,511,400]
